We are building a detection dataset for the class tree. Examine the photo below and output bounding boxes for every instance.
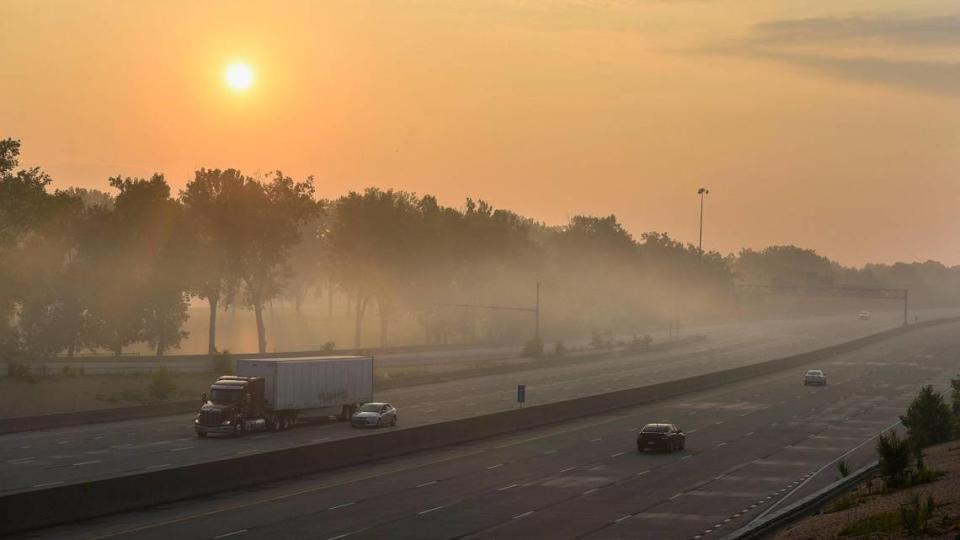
[900,385,953,449]
[233,172,317,353]
[877,430,912,489]
[180,169,246,354]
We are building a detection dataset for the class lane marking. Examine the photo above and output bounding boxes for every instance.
[32,481,64,488]
[560,467,577,473]
[486,463,504,470]
[590,438,602,443]
[416,481,437,488]
[543,449,558,455]
[498,484,518,491]
[583,488,599,495]
[611,452,625,458]
[73,460,102,466]
[669,493,682,500]
[637,469,650,476]
[328,502,355,510]
[615,515,631,523]
[418,506,444,515]
[8,457,36,464]
[745,432,754,437]
[145,464,171,471]
[213,530,247,539]
[513,511,534,519]
[170,446,194,452]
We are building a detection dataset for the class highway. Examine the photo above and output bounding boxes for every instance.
[0,309,954,497]
[20,317,960,539]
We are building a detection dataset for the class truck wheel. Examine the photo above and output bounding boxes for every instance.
[196,431,207,438]
[233,422,244,437]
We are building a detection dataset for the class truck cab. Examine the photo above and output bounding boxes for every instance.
[194,376,266,437]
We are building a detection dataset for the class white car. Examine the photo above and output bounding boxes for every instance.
[350,402,398,428]
[803,369,827,386]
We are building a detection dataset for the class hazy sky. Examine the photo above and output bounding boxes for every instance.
[2,1,958,266]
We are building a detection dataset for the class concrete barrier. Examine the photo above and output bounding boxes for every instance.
[0,401,198,435]
[2,317,957,535]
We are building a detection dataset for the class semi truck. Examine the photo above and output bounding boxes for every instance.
[194,355,373,437]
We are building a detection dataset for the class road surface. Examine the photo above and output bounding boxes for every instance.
[0,309,954,497]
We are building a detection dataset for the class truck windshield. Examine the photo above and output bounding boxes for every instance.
[209,388,242,402]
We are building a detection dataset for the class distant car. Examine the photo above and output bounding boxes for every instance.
[803,369,827,386]
[857,311,871,320]
[350,402,398,428]
[637,423,685,453]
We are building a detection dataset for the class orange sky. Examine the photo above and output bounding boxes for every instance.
[2,1,958,266]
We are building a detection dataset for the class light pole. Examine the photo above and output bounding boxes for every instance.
[697,187,709,258]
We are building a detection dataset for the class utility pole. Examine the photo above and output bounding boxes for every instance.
[535,281,540,341]
[697,187,709,259]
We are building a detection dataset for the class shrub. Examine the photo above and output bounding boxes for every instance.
[554,340,567,357]
[522,337,543,358]
[839,510,900,537]
[321,341,336,353]
[6,359,30,379]
[837,458,850,478]
[899,494,936,535]
[877,430,912,489]
[900,385,952,448]
[211,351,234,375]
[589,331,604,349]
[951,373,960,437]
[148,367,176,400]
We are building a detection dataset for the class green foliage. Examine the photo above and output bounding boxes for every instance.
[877,430,912,489]
[321,341,336,353]
[899,494,937,536]
[522,337,544,358]
[900,385,953,448]
[148,368,176,400]
[837,458,850,478]
[839,510,901,536]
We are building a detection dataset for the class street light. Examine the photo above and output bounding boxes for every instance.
[697,187,709,258]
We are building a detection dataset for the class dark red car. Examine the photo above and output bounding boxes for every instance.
[637,423,686,453]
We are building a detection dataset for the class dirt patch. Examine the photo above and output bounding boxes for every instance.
[0,373,212,418]
[775,441,960,539]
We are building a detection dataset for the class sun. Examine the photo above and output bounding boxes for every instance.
[225,62,254,92]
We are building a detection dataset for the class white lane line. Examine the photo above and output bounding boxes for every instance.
[681,455,692,460]
[213,529,248,539]
[56,440,71,445]
[669,493,683,500]
[611,452,625,458]
[85,450,108,455]
[745,432,754,437]
[590,438,602,442]
[328,502,355,510]
[486,463,504,470]
[73,460,102,466]
[715,421,724,425]
[32,481,64,488]
[325,534,350,540]
[560,467,577,473]
[418,506,444,515]
[416,481,438,488]
[498,484,518,491]
[717,443,727,447]
[513,511,534,519]
[583,488,599,495]
[8,457,36,464]
[236,449,259,455]
[145,463,171,470]
[637,469,650,476]
[615,515,631,523]
[170,446,194,452]
[543,449,558,455]
[687,429,698,434]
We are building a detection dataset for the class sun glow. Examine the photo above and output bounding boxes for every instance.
[225,62,254,92]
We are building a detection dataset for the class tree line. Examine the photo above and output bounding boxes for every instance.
[3,138,959,360]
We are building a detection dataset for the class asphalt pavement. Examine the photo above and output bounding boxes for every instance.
[22,316,960,540]
[0,309,954,497]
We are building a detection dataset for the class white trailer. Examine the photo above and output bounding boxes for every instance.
[237,355,374,418]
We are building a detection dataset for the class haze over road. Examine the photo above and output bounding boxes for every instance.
[20,316,960,540]
[1,309,954,497]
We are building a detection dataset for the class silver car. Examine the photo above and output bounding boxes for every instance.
[803,369,827,386]
[350,402,398,428]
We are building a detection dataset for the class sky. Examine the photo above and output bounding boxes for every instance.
[1,0,958,266]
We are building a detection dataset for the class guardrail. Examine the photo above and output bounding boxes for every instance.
[720,461,879,540]
[1,317,957,535]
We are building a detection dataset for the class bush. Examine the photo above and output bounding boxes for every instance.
[211,351,234,375]
[321,341,336,353]
[6,359,30,379]
[837,458,850,478]
[900,385,953,448]
[522,337,543,358]
[148,367,176,400]
[877,430,912,489]
[553,340,567,357]
[589,330,604,349]
[899,494,937,536]
[951,373,960,437]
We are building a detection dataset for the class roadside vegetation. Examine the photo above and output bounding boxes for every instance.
[780,381,960,539]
